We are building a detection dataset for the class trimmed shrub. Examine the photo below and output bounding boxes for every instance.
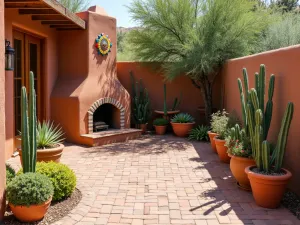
[6,173,53,206]
[6,164,16,185]
[153,118,168,126]
[36,162,76,201]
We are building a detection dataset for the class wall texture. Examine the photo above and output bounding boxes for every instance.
[117,62,222,126]
[222,45,300,195]
[0,0,6,220]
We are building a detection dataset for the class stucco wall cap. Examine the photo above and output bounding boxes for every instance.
[88,5,108,16]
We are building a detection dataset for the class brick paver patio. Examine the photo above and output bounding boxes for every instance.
[8,135,299,225]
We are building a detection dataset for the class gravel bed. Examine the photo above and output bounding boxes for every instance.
[251,167,286,176]
[282,190,300,220]
[3,188,82,225]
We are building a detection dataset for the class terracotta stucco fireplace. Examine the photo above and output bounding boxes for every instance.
[51,6,141,146]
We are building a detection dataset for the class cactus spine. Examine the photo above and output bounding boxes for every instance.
[239,65,294,173]
[21,72,37,173]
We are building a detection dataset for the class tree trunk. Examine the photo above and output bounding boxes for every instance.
[199,76,213,123]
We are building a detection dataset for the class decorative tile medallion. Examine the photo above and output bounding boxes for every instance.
[95,33,112,56]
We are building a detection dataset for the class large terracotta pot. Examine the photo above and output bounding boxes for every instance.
[229,154,255,191]
[208,131,218,153]
[245,166,292,208]
[214,137,231,163]
[18,144,64,163]
[170,122,195,137]
[9,198,51,222]
[140,124,147,134]
[154,125,167,135]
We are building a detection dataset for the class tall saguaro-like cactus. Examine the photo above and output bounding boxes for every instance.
[239,65,294,173]
[21,72,37,173]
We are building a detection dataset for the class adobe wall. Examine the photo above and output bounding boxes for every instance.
[221,45,300,195]
[0,0,6,221]
[117,62,223,126]
[4,8,58,159]
[51,8,130,144]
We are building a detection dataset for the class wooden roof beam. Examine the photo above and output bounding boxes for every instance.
[19,8,58,14]
[4,0,39,2]
[5,3,50,8]
[32,15,68,21]
[41,20,74,25]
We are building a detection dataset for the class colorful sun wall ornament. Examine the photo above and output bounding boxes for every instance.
[95,33,112,56]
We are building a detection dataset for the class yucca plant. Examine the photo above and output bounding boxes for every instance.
[188,125,210,142]
[171,113,194,123]
[37,121,64,149]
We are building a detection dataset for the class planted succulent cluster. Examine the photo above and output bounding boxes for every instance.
[163,84,182,115]
[171,113,194,123]
[188,125,210,142]
[153,118,169,126]
[238,65,294,173]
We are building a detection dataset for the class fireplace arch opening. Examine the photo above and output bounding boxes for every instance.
[93,103,120,132]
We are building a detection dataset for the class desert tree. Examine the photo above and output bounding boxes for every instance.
[127,0,269,121]
[58,0,90,12]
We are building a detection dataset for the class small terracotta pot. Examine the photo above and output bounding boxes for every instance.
[9,198,52,222]
[154,125,167,135]
[18,144,64,163]
[207,131,218,153]
[140,124,147,134]
[229,154,255,191]
[245,166,292,208]
[214,137,231,163]
[170,122,195,137]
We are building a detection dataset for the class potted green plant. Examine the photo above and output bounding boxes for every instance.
[6,173,54,222]
[225,124,254,190]
[130,72,151,134]
[211,110,231,163]
[240,65,294,208]
[154,84,181,120]
[170,113,195,137]
[153,118,168,135]
[188,125,210,142]
[18,121,65,163]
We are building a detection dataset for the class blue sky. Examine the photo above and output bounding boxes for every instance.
[89,0,137,27]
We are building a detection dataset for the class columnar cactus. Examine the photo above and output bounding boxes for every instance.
[21,71,37,173]
[239,65,294,173]
[163,84,167,116]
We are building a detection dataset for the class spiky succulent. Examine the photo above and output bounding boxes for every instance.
[188,125,210,141]
[37,121,64,149]
[171,113,194,123]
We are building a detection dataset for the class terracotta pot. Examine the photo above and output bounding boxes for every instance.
[154,125,167,135]
[214,137,231,163]
[207,131,218,153]
[9,198,52,222]
[245,166,292,208]
[229,154,255,191]
[18,144,64,163]
[170,122,195,137]
[140,124,147,134]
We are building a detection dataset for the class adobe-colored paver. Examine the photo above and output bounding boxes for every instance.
[7,135,299,225]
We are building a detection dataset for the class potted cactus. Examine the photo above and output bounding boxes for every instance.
[9,72,53,222]
[243,65,294,208]
[153,118,168,135]
[154,84,181,120]
[211,110,231,163]
[170,113,195,137]
[130,72,151,134]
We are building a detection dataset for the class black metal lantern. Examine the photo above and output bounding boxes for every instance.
[5,39,15,71]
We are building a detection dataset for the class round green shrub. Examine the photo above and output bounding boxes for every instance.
[153,118,168,126]
[36,162,76,201]
[6,164,16,185]
[6,173,53,206]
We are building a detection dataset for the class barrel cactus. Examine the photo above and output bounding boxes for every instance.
[21,71,37,173]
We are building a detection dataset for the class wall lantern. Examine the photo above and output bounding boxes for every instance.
[5,39,15,71]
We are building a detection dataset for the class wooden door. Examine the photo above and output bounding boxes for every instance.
[13,30,43,135]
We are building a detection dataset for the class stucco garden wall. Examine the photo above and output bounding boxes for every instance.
[221,45,300,196]
[0,0,6,220]
[117,62,223,126]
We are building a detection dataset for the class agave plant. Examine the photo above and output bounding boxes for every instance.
[37,121,64,149]
[188,125,210,141]
[171,113,194,123]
